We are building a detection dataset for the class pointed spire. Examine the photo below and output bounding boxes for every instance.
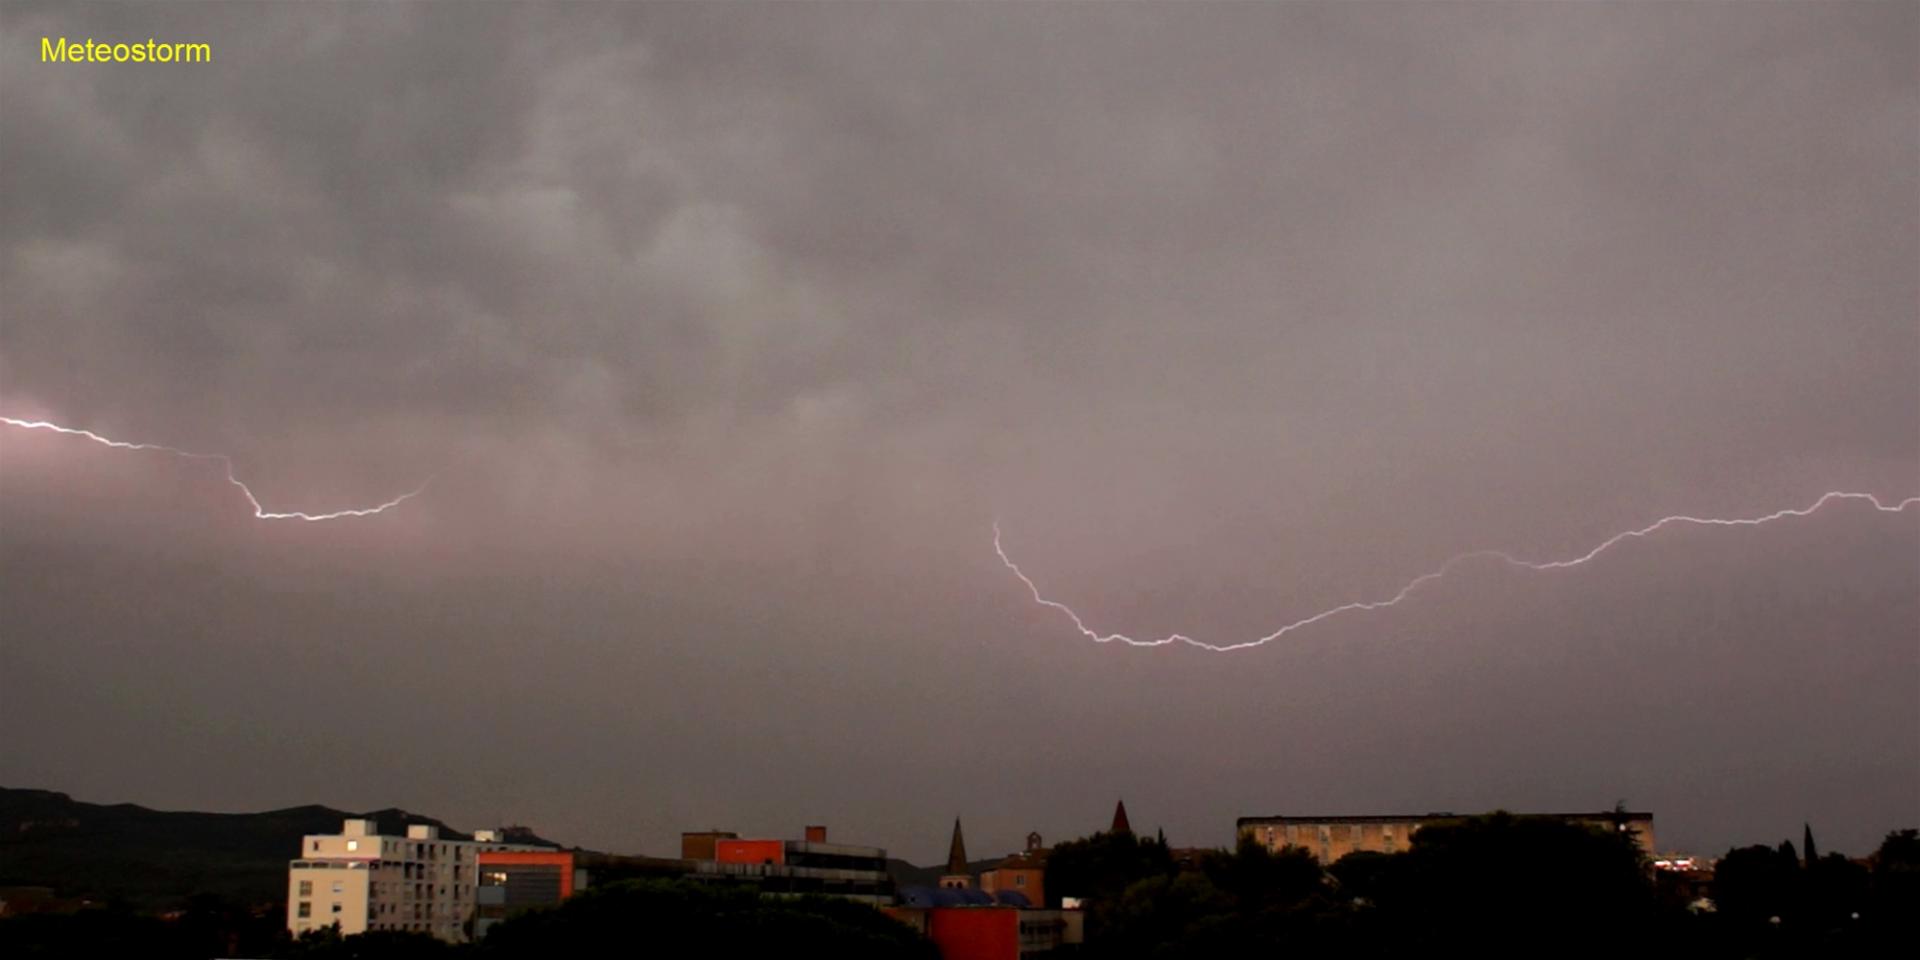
[1803,824,1819,867]
[947,817,969,874]
[1111,800,1132,835]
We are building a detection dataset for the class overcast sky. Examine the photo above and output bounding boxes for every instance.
[1,1,1914,863]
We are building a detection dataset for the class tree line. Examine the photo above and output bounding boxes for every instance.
[1,817,1914,958]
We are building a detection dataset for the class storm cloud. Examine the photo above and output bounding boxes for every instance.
[1,1,1914,862]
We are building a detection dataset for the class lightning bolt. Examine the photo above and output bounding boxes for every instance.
[2,416,430,521]
[994,491,1920,652]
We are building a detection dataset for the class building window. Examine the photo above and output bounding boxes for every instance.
[297,902,311,919]
[331,903,343,915]
[298,880,312,896]
[332,881,344,894]
[1015,875,1026,886]
[347,840,359,852]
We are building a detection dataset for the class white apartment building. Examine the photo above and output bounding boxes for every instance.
[287,818,541,943]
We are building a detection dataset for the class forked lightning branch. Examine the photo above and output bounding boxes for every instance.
[994,491,1920,653]
[1,416,427,521]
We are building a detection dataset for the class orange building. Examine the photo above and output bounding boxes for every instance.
[477,850,578,899]
[979,832,1047,907]
[681,825,891,903]
[714,839,786,866]
[473,849,580,939]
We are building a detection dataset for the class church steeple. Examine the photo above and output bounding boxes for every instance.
[940,817,973,889]
[947,817,969,873]
[1111,800,1132,835]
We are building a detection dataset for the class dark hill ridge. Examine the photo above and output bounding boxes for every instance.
[885,857,1005,890]
[0,787,557,909]
[3,787,1001,910]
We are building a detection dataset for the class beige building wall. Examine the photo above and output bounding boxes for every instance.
[288,862,370,936]
[980,865,1045,906]
[287,819,543,944]
[1240,813,1655,863]
[1244,819,1423,863]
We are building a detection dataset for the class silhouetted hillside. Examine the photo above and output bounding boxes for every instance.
[0,787,557,909]
[885,857,1005,889]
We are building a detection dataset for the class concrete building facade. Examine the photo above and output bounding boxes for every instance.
[682,825,892,903]
[286,819,545,943]
[1236,811,1657,864]
[474,850,583,940]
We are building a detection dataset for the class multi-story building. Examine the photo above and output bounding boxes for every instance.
[286,818,547,943]
[678,824,893,903]
[1236,810,1656,864]
[474,849,583,940]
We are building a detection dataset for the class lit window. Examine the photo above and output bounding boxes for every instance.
[347,840,359,852]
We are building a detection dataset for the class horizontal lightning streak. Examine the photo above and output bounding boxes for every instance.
[994,491,1920,653]
[1,416,430,521]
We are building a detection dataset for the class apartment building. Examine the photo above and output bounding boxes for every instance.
[287,818,545,943]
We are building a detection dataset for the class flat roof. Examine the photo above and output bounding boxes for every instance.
[1237,811,1652,826]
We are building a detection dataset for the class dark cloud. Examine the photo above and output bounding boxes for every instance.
[2,2,1914,861]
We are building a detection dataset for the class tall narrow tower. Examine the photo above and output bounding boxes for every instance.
[940,817,973,889]
[1111,800,1132,836]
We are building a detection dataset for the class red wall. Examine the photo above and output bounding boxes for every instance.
[929,909,1018,960]
[715,839,786,865]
